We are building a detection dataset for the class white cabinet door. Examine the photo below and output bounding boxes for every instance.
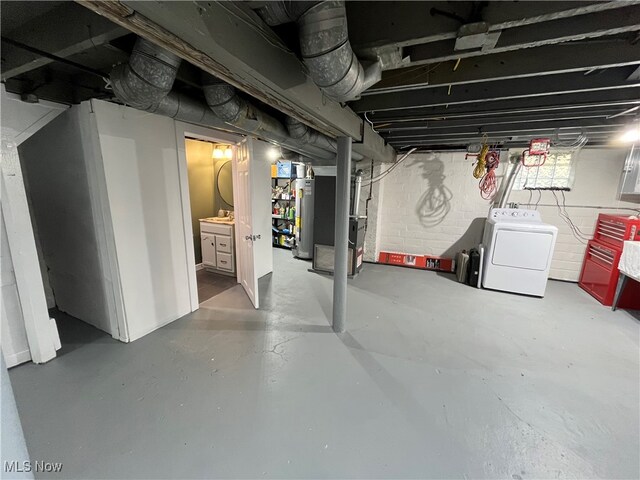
[201,234,216,266]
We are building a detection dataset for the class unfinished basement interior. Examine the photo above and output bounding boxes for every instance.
[1,1,639,479]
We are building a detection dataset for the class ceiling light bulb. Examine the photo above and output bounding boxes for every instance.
[267,147,280,161]
[224,148,233,159]
[213,148,224,159]
[620,125,640,143]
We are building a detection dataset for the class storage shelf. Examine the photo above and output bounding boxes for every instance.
[272,215,294,220]
[273,230,294,237]
[272,198,295,202]
[272,243,293,250]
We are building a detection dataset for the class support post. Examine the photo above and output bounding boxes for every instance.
[333,136,352,333]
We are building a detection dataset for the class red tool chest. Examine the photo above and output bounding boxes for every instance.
[579,214,640,308]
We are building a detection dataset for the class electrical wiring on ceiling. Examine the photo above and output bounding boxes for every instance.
[552,128,588,149]
[361,147,418,186]
[364,111,378,134]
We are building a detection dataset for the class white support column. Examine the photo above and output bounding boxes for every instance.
[332,137,352,333]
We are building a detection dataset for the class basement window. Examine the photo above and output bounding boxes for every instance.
[513,149,576,190]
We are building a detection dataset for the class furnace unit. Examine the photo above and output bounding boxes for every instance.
[312,174,365,276]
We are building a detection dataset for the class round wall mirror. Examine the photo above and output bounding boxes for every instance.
[217,160,234,207]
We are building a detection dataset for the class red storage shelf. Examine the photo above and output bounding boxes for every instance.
[579,241,621,306]
[593,214,640,249]
[579,213,640,309]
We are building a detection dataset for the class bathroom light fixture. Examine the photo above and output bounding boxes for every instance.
[213,145,233,159]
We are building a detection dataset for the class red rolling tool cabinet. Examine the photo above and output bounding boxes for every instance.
[579,214,640,308]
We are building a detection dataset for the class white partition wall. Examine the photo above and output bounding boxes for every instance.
[2,94,246,361]
[91,101,193,341]
[1,85,66,366]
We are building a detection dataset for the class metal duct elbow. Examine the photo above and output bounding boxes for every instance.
[285,117,364,160]
[252,1,381,102]
[286,117,337,152]
[110,37,181,110]
[202,77,288,138]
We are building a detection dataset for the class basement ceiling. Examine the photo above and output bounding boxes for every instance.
[2,1,639,152]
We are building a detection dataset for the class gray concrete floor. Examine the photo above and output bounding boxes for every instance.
[8,249,640,479]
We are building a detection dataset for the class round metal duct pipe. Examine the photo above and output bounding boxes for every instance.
[110,37,181,110]
[202,78,288,138]
[251,0,381,102]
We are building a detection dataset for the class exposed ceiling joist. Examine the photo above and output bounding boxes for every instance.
[366,41,640,95]
[353,68,640,113]
[404,5,640,67]
[349,1,633,52]
[388,128,620,146]
[378,111,636,133]
[78,0,396,163]
[383,118,626,140]
[368,95,640,126]
[1,2,127,80]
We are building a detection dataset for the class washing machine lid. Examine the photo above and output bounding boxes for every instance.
[491,228,555,271]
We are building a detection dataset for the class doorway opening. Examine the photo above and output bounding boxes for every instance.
[184,137,238,304]
[13,108,124,357]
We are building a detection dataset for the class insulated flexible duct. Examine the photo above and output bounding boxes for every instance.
[252,1,381,102]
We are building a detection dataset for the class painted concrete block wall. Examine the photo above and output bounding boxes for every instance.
[509,148,638,281]
[18,108,114,334]
[374,148,638,282]
[92,100,193,341]
[377,151,497,262]
[185,138,215,264]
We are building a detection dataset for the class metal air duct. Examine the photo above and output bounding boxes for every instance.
[202,76,288,139]
[110,37,181,110]
[202,76,342,162]
[252,1,381,102]
[111,37,350,164]
[110,37,232,131]
[286,117,363,160]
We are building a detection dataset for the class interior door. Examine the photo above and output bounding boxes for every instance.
[233,138,260,308]
[232,137,274,308]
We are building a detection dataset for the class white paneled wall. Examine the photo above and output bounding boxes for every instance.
[370,148,638,281]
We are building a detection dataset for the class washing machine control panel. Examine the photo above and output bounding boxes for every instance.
[490,208,541,222]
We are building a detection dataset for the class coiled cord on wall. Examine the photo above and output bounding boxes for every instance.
[479,151,500,200]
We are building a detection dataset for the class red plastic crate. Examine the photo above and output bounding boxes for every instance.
[378,252,455,272]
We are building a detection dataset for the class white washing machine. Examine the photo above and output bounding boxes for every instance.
[482,208,558,297]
